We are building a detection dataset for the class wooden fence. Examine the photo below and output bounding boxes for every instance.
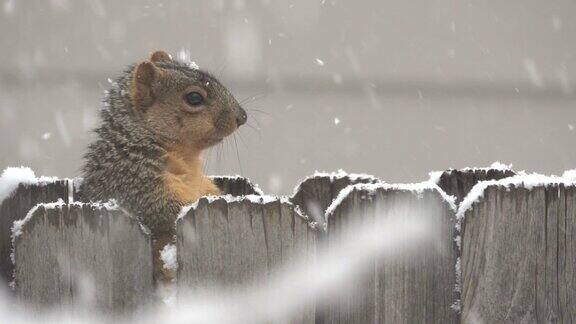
[0,167,575,322]
[13,201,153,312]
[459,181,576,322]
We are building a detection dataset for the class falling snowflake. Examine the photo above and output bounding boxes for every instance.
[552,16,562,32]
[4,0,15,14]
[334,117,340,125]
[177,48,199,69]
[268,174,283,193]
[315,58,325,66]
[523,58,544,88]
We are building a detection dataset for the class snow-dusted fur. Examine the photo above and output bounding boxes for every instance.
[81,62,179,234]
[81,54,245,235]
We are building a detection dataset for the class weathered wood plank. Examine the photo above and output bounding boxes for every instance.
[319,187,376,324]
[564,186,576,322]
[433,167,516,204]
[291,172,378,223]
[177,197,317,323]
[13,202,153,312]
[322,184,459,323]
[460,183,576,323]
[0,180,70,286]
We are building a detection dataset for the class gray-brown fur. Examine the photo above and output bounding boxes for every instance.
[81,53,246,235]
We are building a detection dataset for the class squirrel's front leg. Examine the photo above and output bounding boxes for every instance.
[152,175,221,285]
[150,193,181,286]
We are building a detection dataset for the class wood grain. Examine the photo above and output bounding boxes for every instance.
[177,197,317,323]
[321,186,459,323]
[13,203,153,312]
[0,181,69,287]
[461,184,576,323]
[435,169,515,204]
[291,174,378,223]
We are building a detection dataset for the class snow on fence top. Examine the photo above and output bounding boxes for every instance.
[289,170,380,226]
[0,170,73,287]
[325,180,457,218]
[427,162,517,205]
[4,165,576,321]
[179,194,289,217]
[11,201,153,310]
[178,194,316,228]
[11,199,120,240]
[10,199,126,274]
[456,171,576,221]
[11,199,65,240]
[562,169,576,181]
[0,167,60,203]
[321,179,459,323]
[291,169,379,197]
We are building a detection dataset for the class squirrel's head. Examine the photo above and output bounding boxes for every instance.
[128,50,247,152]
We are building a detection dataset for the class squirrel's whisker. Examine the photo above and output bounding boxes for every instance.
[247,108,272,117]
[244,123,263,140]
[233,134,244,175]
[236,131,249,148]
[216,141,224,173]
[247,117,263,131]
[239,93,266,106]
[216,61,229,79]
[202,147,213,173]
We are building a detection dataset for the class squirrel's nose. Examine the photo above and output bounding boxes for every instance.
[236,107,247,126]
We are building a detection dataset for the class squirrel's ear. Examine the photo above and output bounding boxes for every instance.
[150,51,172,63]
[132,61,160,109]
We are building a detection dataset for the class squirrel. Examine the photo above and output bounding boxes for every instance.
[81,50,247,283]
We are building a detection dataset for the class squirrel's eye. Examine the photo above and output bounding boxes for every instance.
[184,92,204,106]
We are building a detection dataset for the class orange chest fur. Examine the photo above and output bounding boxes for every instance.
[162,153,220,204]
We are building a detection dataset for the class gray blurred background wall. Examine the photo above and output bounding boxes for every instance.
[0,0,574,194]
